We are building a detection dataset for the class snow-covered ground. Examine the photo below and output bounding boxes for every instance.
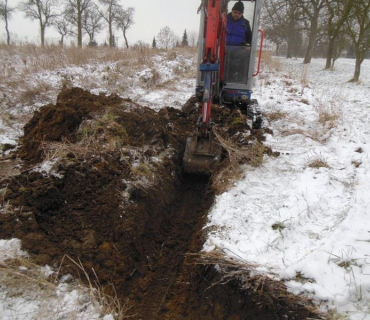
[204,58,370,319]
[1,47,370,319]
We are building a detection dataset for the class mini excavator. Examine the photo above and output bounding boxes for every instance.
[183,0,264,174]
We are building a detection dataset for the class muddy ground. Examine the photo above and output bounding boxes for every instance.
[0,88,318,319]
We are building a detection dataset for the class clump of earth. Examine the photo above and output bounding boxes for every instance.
[0,88,316,319]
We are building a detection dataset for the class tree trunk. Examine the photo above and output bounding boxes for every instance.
[286,40,293,58]
[60,35,64,47]
[40,23,45,47]
[123,30,129,48]
[303,12,319,64]
[109,24,113,47]
[325,37,335,69]
[352,50,362,82]
[77,2,82,47]
[275,43,280,56]
[5,15,10,45]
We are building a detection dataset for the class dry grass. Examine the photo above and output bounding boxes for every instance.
[326,309,348,320]
[301,64,310,93]
[280,128,306,137]
[214,127,265,169]
[62,255,133,319]
[0,184,13,215]
[264,111,287,122]
[314,102,341,129]
[41,110,130,161]
[261,51,281,72]
[0,44,196,115]
[307,158,330,169]
[212,127,265,194]
[192,251,323,318]
[351,160,362,168]
[42,138,95,162]
[0,254,132,319]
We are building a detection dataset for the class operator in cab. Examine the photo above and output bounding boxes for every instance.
[226,1,252,46]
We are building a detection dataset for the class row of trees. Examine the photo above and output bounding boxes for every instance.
[0,1,198,50]
[0,0,134,48]
[263,0,370,81]
[152,28,197,50]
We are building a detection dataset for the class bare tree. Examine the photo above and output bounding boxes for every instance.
[82,3,103,45]
[331,26,350,67]
[53,16,72,46]
[324,0,353,69]
[65,0,93,47]
[18,0,59,47]
[0,0,15,45]
[262,0,303,58]
[157,26,177,50]
[115,7,134,48]
[345,0,370,81]
[188,30,198,47]
[262,0,285,56]
[99,0,122,47]
[298,0,326,63]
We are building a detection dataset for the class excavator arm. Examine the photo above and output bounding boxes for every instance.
[199,0,227,131]
[184,0,264,175]
[183,0,227,174]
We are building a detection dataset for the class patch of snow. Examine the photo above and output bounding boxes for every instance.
[204,58,370,318]
[0,239,28,263]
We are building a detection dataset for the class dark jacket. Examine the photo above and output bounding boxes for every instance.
[226,12,252,46]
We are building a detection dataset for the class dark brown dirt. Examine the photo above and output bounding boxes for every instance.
[0,88,316,319]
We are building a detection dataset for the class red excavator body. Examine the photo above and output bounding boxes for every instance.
[183,0,264,175]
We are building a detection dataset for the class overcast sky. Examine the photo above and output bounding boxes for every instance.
[0,0,205,46]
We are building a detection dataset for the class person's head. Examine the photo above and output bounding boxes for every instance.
[231,1,244,20]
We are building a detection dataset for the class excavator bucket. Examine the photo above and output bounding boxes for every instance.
[183,134,222,175]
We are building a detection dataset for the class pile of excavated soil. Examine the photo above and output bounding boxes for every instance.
[0,88,316,319]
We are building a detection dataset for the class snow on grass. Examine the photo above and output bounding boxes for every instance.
[0,49,196,155]
[0,239,111,319]
[204,58,370,319]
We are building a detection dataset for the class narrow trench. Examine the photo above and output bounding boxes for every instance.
[118,173,317,320]
[121,174,214,319]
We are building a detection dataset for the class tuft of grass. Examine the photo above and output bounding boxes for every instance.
[167,51,178,61]
[314,101,341,129]
[307,158,330,169]
[261,51,281,71]
[272,221,286,232]
[351,160,362,168]
[326,309,348,320]
[211,127,265,194]
[265,111,287,122]
[62,255,133,319]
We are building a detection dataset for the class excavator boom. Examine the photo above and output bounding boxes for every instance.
[183,0,226,175]
[184,0,264,175]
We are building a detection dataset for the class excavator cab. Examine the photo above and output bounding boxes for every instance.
[221,1,263,112]
[184,0,264,175]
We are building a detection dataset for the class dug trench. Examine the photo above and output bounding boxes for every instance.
[0,88,317,319]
